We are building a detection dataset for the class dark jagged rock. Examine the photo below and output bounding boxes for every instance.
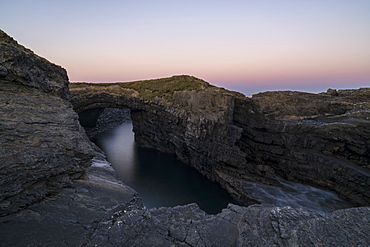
[83,108,131,138]
[81,202,370,246]
[70,80,370,207]
[0,30,96,215]
[236,204,370,246]
[1,29,370,246]
[0,30,70,99]
[2,176,369,247]
[0,159,140,246]
[245,90,370,205]
[78,107,105,127]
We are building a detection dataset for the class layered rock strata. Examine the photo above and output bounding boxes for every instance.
[0,30,95,215]
[1,29,370,246]
[239,90,370,205]
[70,80,370,206]
[82,108,131,138]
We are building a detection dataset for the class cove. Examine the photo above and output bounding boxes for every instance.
[91,115,357,214]
[91,120,237,214]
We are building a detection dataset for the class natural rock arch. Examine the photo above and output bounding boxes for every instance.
[2,29,370,246]
[70,78,370,206]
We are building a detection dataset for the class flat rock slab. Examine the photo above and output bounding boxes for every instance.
[0,161,139,246]
[1,161,370,246]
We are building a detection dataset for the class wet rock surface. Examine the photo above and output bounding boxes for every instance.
[1,29,370,246]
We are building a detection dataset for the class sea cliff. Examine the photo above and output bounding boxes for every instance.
[1,29,369,246]
[70,77,370,206]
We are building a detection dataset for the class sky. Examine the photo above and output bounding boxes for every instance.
[1,0,370,95]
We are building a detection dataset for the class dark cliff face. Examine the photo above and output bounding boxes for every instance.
[1,29,370,246]
[134,88,370,206]
[70,79,370,207]
[0,30,70,99]
[245,90,370,205]
[0,30,95,215]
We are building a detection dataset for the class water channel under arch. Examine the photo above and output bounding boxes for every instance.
[91,120,237,214]
[91,114,357,214]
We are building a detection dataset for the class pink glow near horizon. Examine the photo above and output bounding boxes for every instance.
[1,0,369,94]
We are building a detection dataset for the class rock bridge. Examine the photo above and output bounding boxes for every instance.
[2,29,370,245]
[70,77,370,206]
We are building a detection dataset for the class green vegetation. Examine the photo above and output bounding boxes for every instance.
[71,75,220,102]
[121,75,217,101]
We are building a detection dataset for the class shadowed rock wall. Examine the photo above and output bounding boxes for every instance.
[239,91,370,205]
[0,30,95,215]
[1,29,370,246]
[70,81,370,206]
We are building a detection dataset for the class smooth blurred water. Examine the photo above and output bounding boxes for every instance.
[240,177,357,214]
[91,121,237,214]
[92,121,358,214]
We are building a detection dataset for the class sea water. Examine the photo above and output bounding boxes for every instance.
[92,121,236,214]
[92,121,357,214]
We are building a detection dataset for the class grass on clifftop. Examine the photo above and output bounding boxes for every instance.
[71,75,220,102]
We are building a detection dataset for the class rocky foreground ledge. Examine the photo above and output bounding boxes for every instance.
[1,29,370,246]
